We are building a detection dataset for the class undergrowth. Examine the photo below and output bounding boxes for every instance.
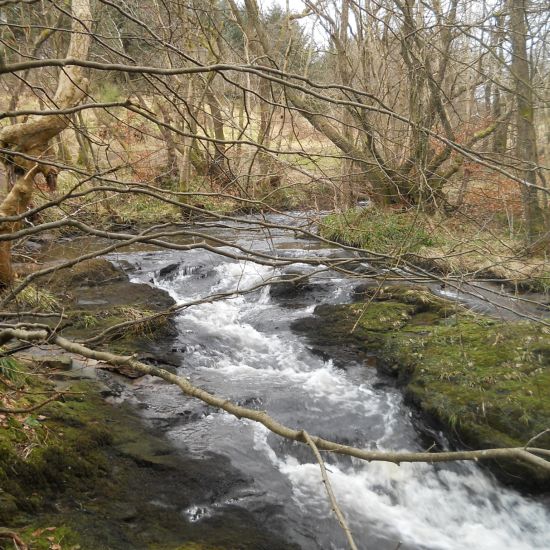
[320,206,436,253]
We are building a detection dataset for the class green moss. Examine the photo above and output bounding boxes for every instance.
[0,352,23,382]
[397,320,550,488]
[19,524,82,550]
[0,379,116,525]
[386,320,550,449]
[349,301,416,332]
[296,285,550,489]
[2,369,297,549]
[48,258,125,290]
[293,300,416,354]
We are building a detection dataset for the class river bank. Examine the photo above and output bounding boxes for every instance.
[3,214,550,549]
[320,207,550,293]
[292,284,550,492]
[0,259,298,550]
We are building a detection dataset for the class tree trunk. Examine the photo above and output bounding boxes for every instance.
[508,0,547,248]
[153,99,181,187]
[0,0,92,288]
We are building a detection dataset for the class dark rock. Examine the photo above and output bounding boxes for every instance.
[116,260,135,273]
[23,239,43,252]
[108,222,136,232]
[182,264,217,279]
[307,347,331,362]
[24,354,73,370]
[269,270,313,298]
[72,281,176,311]
[99,363,145,379]
[48,258,126,289]
[159,263,180,278]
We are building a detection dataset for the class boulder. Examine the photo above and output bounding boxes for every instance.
[49,259,125,289]
[269,270,313,298]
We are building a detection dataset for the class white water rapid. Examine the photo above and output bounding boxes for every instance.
[109,216,550,550]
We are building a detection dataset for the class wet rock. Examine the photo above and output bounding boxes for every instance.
[73,281,175,311]
[138,351,180,367]
[115,259,135,273]
[236,396,263,409]
[324,250,377,274]
[98,363,145,379]
[108,222,136,233]
[20,354,73,370]
[23,239,43,252]
[269,270,313,298]
[349,262,377,275]
[183,264,217,279]
[307,346,331,361]
[158,262,180,278]
[49,258,126,290]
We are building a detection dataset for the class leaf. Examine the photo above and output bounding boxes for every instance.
[24,417,41,427]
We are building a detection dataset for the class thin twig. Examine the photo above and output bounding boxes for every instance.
[302,430,359,550]
[0,392,64,414]
[524,429,550,450]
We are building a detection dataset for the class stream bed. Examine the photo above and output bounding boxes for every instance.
[106,213,550,550]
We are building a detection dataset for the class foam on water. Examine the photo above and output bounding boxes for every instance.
[245,418,549,549]
[277,457,549,550]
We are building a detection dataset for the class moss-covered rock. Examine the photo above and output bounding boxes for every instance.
[292,285,550,491]
[30,258,179,370]
[48,258,126,290]
[0,377,113,526]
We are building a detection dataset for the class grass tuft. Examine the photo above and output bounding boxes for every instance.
[16,285,60,311]
[320,207,436,254]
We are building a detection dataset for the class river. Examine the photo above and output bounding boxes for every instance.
[106,212,550,550]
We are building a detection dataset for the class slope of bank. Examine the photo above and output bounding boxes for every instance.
[292,285,550,492]
[1,259,298,549]
[320,207,550,293]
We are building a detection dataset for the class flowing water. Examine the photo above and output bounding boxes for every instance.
[108,213,550,550]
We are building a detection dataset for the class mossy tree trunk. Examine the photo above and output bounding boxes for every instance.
[0,0,92,288]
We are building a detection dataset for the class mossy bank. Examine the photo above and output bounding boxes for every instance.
[292,285,550,492]
[1,373,296,549]
[319,207,550,293]
[1,259,297,549]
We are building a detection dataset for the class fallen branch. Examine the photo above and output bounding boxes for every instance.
[302,430,359,550]
[1,326,549,474]
[0,392,64,414]
[0,528,28,550]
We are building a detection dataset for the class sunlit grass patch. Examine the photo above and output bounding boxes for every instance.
[16,285,60,312]
[320,206,436,254]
